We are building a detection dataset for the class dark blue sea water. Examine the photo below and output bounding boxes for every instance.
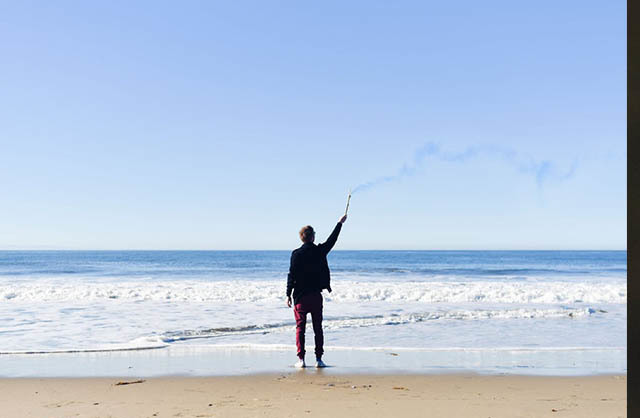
[0,250,627,281]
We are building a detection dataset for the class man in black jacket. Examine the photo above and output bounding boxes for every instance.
[287,214,347,368]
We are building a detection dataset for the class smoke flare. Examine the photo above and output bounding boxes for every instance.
[351,142,577,195]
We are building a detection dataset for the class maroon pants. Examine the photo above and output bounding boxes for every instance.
[293,292,324,360]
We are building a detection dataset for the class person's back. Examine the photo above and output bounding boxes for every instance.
[286,214,347,368]
[288,237,334,302]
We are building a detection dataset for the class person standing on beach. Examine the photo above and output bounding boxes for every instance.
[286,214,347,368]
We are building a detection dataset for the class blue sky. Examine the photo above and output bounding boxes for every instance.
[0,1,626,250]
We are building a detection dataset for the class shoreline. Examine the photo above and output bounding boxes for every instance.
[0,344,626,378]
[4,372,626,380]
[0,373,626,418]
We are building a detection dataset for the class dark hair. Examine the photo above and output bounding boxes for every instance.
[299,225,315,243]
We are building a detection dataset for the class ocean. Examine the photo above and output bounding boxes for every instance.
[0,250,626,376]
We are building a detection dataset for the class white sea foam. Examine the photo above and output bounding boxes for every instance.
[157,306,601,343]
[0,306,603,355]
[0,279,626,304]
[0,336,169,354]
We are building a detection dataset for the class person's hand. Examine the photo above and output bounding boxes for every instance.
[286,296,292,308]
[339,214,347,224]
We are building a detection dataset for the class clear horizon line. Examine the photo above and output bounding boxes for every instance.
[0,248,627,252]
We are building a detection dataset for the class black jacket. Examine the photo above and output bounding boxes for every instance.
[286,222,342,304]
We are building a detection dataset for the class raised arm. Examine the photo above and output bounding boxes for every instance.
[319,215,347,255]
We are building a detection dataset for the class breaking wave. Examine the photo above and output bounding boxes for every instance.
[1,279,626,304]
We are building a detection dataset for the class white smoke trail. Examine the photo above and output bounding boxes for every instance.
[351,142,577,194]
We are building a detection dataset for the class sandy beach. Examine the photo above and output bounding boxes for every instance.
[0,373,625,418]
